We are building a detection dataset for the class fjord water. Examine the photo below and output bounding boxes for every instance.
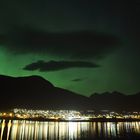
[0,120,140,140]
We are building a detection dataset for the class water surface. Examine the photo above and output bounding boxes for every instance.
[0,119,140,140]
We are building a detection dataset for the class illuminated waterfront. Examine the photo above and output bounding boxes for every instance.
[0,120,140,140]
[1,109,140,121]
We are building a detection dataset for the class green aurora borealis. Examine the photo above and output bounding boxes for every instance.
[0,0,139,96]
[0,46,140,96]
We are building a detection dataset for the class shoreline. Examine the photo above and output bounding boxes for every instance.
[1,117,140,122]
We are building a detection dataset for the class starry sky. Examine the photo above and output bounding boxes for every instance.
[0,0,139,96]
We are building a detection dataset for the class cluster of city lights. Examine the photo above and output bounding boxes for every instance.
[0,109,140,121]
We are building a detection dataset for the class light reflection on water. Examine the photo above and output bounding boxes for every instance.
[0,120,140,140]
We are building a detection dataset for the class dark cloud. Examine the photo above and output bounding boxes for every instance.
[0,0,138,60]
[72,78,84,82]
[0,26,121,59]
[23,60,99,72]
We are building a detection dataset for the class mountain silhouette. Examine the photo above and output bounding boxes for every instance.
[90,91,140,112]
[0,75,90,110]
[0,75,140,111]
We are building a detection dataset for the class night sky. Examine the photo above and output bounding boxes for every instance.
[0,0,139,96]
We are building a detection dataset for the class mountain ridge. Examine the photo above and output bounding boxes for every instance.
[0,75,139,111]
[0,75,90,110]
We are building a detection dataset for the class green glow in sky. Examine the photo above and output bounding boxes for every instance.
[0,45,139,96]
[0,0,139,96]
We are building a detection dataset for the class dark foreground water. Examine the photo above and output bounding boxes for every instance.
[0,119,140,140]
